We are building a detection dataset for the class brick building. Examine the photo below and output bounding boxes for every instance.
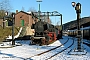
[15,11,36,27]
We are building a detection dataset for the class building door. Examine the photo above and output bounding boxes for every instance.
[6,21,8,27]
[21,20,24,26]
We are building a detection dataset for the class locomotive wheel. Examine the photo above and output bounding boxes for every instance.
[46,40,49,45]
[57,34,61,40]
[41,38,46,45]
[31,37,34,40]
[30,37,35,45]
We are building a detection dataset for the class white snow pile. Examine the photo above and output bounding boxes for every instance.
[48,40,62,46]
[0,36,90,60]
[0,41,22,48]
[0,42,12,48]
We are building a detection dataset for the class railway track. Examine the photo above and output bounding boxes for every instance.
[69,36,90,47]
[46,38,74,60]
[25,38,70,60]
[83,39,90,47]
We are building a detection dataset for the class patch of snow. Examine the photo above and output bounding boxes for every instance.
[6,27,22,40]
[48,40,63,46]
[0,36,90,60]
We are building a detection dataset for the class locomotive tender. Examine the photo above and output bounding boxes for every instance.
[30,20,61,45]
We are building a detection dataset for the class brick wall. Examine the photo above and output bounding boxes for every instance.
[15,11,35,27]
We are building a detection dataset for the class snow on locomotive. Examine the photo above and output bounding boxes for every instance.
[30,20,61,45]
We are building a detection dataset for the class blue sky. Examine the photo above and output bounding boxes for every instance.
[9,0,90,24]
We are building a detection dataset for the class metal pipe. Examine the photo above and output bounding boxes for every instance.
[12,13,15,45]
[76,3,81,51]
[3,17,5,29]
[39,3,40,21]
[61,14,63,38]
[77,12,81,51]
[12,18,15,45]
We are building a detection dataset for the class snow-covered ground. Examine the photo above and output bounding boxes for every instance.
[0,36,90,60]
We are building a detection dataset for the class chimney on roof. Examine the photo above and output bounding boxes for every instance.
[16,10,18,14]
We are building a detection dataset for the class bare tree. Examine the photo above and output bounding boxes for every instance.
[0,0,12,12]
[0,0,12,18]
[27,7,38,17]
[27,7,37,12]
[21,6,25,11]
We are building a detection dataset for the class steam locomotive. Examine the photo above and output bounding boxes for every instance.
[30,20,61,45]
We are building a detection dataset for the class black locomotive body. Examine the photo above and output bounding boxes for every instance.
[30,20,61,45]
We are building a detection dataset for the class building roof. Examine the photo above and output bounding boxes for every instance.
[15,11,31,15]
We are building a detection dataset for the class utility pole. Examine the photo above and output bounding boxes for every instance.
[72,2,82,52]
[3,12,15,45]
[61,14,63,39]
[36,0,42,21]
[76,4,81,51]
[71,2,86,54]
[12,13,15,45]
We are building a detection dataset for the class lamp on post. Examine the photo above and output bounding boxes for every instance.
[72,2,82,52]
[36,0,42,21]
[12,13,15,45]
[3,12,8,29]
[5,12,8,16]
